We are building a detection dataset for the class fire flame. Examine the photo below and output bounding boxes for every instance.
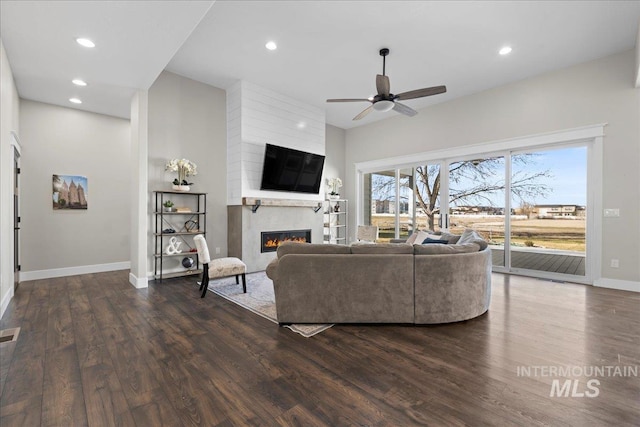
[264,236,307,248]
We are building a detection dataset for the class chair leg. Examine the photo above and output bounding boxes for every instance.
[241,273,246,293]
[235,275,239,285]
[200,265,209,298]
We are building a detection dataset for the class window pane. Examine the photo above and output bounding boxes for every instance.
[510,147,586,276]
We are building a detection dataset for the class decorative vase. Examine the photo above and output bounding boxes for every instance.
[172,184,190,192]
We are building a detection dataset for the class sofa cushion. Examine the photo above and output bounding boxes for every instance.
[276,241,351,258]
[456,229,489,250]
[350,243,414,254]
[414,242,481,255]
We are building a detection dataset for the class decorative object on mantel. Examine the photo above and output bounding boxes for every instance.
[326,177,342,200]
[166,158,197,191]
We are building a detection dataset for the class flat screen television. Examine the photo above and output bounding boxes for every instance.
[260,144,325,194]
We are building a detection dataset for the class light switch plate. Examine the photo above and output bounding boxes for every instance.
[604,209,620,217]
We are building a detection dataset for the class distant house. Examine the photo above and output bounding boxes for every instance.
[534,204,586,218]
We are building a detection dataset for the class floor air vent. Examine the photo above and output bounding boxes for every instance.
[0,327,20,343]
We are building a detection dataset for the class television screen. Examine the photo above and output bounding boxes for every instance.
[260,144,325,194]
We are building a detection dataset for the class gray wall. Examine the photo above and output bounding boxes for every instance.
[148,71,227,272]
[19,100,131,272]
[344,50,640,283]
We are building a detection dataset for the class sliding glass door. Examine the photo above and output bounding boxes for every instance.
[448,156,507,267]
[359,142,590,282]
[509,146,587,277]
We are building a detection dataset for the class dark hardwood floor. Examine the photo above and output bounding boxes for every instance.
[1,270,638,426]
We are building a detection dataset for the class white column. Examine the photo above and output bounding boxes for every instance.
[129,90,149,288]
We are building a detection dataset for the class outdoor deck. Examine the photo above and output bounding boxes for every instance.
[491,247,585,276]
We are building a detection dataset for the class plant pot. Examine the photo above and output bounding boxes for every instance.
[164,207,176,212]
[329,195,340,201]
[172,184,190,192]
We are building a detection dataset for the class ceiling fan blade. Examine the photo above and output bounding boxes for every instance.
[353,105,374,121]
[392,101,418,117]
[326,98,371,103]
[395,85,446,101]
[376,74,390,96]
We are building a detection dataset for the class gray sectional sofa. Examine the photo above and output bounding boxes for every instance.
[266,236,491,325]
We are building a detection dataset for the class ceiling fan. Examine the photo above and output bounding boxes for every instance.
[327,48,446,121]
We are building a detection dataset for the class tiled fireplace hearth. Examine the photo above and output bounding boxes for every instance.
[261,229,311,253]
[228,200,323,272]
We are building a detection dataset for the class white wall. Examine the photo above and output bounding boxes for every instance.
[324,124,346,190]
[0,39,20,317]
[344,50,640,283]
[226,81,326,204]
[18,100,131,278]
[148,71,227,271]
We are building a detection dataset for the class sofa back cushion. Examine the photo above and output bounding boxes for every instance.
[277,242,351,258]
[414,242,481,255]
[350,243,414,254]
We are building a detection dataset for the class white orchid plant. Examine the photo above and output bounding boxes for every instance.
[166,158,197,186]
[326,177,342,195]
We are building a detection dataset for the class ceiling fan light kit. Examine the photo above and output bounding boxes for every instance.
[372,100,394,112]
[327,47,446,120]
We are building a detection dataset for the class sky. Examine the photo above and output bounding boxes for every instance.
[372,146,587,208]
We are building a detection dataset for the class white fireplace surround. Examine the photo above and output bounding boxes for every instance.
[226,81,326,271]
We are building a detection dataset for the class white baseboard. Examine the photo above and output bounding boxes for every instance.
[20,261,131,282]
[0,286,15,320]
[594,278,640,293]
[129,272,149,289]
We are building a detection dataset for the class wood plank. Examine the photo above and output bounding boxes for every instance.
[41,344,88,426]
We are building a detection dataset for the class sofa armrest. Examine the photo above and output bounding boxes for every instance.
[265,258,279,281]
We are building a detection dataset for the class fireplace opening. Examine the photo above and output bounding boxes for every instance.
[261,229,311,253]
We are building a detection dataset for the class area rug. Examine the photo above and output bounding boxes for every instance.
[207,271,333,338]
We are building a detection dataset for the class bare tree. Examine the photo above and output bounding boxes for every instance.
[412,155,552,230]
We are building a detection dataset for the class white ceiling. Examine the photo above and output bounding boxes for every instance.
[2,1,639,129]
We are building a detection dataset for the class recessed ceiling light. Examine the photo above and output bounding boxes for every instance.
[296,121,307,129]
[76,38,95,48]
[69,98,82,104]
[72,79,87,86]
[499,46,512,56]
[265,41,277,51]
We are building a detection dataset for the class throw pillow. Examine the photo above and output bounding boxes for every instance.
[455,229,488,250]
[407,230,430,245]
[422,238,450,244]
[405,232,419,245]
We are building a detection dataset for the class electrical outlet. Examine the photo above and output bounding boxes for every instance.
[215,247,221,254]
[610,259,619,268]
[604,209,620,217]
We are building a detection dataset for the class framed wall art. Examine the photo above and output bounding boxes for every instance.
[52,174,88,210]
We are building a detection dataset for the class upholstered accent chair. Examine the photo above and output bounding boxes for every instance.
[356,225,379,243]
[193,235,246,298]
